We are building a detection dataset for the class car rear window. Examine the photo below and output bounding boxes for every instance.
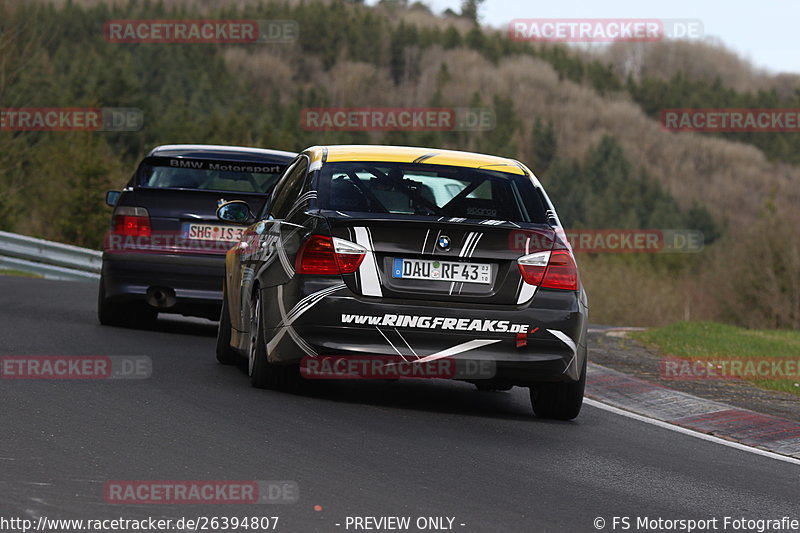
[137,156,288,193]
[317,162,548,223]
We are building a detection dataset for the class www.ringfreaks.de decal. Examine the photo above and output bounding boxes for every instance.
[341,314,530,333]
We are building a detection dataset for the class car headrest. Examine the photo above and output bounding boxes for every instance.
[328,179,369,211]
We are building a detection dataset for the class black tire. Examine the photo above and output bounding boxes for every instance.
[98,276,157,328]
[216,285,240,365]
[134,306,158,329]
[529,358,586,420]
[248,288,299,391]
[98,280,126,326]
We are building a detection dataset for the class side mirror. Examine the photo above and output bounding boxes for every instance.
[217,200,254,225]
[106,190,121,207]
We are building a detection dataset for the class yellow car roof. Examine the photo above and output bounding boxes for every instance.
[305,145,527,175]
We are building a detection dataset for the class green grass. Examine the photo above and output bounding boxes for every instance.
[0,269,42,278]
[632,321,800,396]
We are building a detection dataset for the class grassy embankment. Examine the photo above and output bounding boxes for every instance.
[633,321,800,396]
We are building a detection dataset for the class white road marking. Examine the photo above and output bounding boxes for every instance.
[584,398,800,466]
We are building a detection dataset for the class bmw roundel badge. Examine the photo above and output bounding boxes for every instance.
[437,235,451,250]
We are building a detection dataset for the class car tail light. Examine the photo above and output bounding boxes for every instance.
[112,206,151,237]
[541,250,579,290]
[295,235,366,275]
[517,251,550,285]
[517,249,578,290]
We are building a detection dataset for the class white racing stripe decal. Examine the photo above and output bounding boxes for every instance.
[547,329,578,374]
[457,232,483,294]
[278,291,318,357]
[266,285,291,354]
[459,232,477,258]
[450,232,481,294]
[276,226,302,277]
[275,287,318,356]
[414,339,501,364]
[375,327,407,361]
[287,284,346,323]
[421,229,430,253]
[466,233,482,257]
[267,283,346,353]
[376,328,420,362]
[284,190,317,220]
[354,227,383,297]
[430,230,442,255]
[547,329,576,352]
[287,327,317,356]
[393,328,419,359]
[277,245,294,276]
[516,283,537,304]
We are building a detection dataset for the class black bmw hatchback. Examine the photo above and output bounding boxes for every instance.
[98,144,296,326]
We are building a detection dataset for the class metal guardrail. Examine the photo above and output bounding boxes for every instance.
[0,231,101,282]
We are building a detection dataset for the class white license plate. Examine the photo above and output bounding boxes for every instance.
[183,223,244,242]
[392,258,491,284]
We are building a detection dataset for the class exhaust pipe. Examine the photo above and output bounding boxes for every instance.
[146,286,176,309]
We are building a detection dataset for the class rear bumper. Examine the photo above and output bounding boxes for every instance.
[101,252,225,319]
[259,279,588,385]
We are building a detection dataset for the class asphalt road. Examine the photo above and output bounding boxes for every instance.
[1,277,798,532]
